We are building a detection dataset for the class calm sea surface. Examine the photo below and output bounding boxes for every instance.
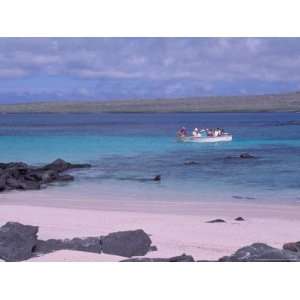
[0,112,299,204]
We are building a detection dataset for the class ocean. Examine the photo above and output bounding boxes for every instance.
[0,112,299,204]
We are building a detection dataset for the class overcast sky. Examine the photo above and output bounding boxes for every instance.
[0,38,300,103]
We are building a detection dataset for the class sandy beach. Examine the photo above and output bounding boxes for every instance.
[1,190,300,261]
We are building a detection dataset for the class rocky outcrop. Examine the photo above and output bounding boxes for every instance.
[34,237,101,254]
[219,243,300,262]
[121,253,195,262]
[0,222,38,261]
[101,229,152,257]
[35,230,152,258]
[0,221,153,261]
[4,221,300,263]
[42,158,91,173]
[283,241,300,253]
[0,159,90,193]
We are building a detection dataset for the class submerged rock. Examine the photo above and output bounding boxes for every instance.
[240,153,256,159]
[219,243,300,262]
[101,229,152,257]
[118,175,161,183]
[184,160,199,165]
[225,153,257,160]
[0,222,38,261]
[232,195,244,199]
[206,219,226,223]
[153,175,161,181]
[276,120,300,126]
[232,195,256,200]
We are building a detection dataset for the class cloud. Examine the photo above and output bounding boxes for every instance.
[1,38,300,102]
[0,38,299,81]
[0,67,28,78]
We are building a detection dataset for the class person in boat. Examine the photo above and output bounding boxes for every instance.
[200,128,207,137]
[192,127,201,137]
[214,128,221,137]
[177,126,188,137]
[206,128,213,136]
[212,128,217,137]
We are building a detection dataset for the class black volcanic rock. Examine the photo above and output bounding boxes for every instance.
[18,180,41,190]
[276,120,300,126]
[150,245,158,252]
[34,239,66,254]
[118,175,161,183]
[240,153,256,159]
[121,253,195,262]
[206,219,226,223]
[153,175,161,181]
[34,229,152,259]
[283,241,300,253]
[225,153,257,160]
[0,159,90,193]
[184,160,199,165]
[0,175,6,191]
[235,217,245,221]
[34,237,101,254]
[65,237,101,253]
[42,158,91,173]
[0,222,38,261]
[101,229,152,257]
[232,195,244,199]
[219,243,300,262]
[56,174,75,182]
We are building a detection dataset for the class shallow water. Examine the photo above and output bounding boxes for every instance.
[0,112,299,203]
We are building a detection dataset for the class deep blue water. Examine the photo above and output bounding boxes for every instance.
[0,112,299,203]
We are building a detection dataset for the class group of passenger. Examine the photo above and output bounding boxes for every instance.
[177,127,225,138]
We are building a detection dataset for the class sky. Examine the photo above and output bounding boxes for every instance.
[1,38,300,103]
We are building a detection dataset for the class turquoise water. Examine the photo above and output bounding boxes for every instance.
[0,112,300,203]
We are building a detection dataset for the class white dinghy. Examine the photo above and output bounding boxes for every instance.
[176,127,232,143]
[178,134,232,143]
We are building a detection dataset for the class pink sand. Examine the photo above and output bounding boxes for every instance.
[0,190,300,261]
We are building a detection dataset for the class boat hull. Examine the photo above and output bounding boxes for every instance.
[178,135,232,143]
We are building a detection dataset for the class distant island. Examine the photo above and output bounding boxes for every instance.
[1,91,300,113]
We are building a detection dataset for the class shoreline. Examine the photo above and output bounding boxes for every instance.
[0,91,300,113]
[2,188,300,217]
[1,191,300,261]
